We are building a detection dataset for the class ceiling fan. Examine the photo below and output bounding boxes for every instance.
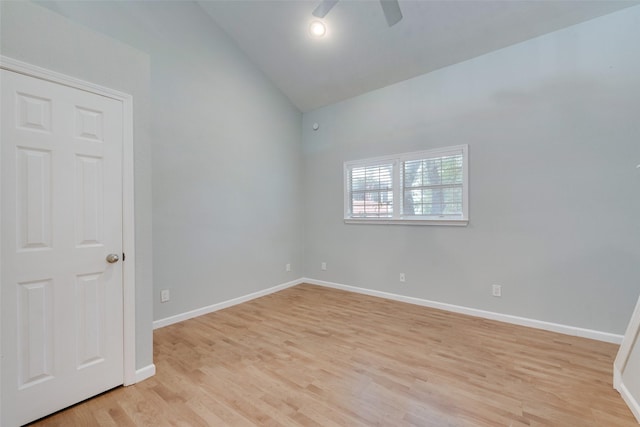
[312,0,403,27]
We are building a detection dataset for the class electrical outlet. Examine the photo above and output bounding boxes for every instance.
[321,262,327,271]
[492,284,502,297]
[285,263,291,272]
[399,273,406,283]
[161,289,170,303]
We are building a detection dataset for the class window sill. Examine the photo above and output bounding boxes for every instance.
[344,218,469,226]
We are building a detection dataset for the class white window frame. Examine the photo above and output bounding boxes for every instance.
[344,144,469,226]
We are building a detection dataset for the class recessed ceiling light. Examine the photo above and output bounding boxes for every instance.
[309,20,327,38]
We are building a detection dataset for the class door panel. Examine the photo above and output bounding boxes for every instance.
[17,279,54,389]
[16,147,52,250]
[75,155,104,247]
[1,69,124,426]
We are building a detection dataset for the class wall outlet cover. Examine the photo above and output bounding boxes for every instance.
[161,289,170,303]
[492,284,502,297]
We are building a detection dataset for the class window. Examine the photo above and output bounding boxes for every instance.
[344,145,468,225]
[348,162,394,218]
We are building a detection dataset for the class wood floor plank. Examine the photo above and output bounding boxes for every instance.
[28,284,637,426]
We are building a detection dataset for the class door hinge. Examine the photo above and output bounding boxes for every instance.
[122,252,126,262]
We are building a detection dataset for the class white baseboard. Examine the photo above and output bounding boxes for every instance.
[302,277,624,344]
[153,279,303,329]
[614,367,640,423]
[152,276,622,344]
[133,364,156,384]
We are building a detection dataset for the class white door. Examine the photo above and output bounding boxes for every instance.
[1,69,124,426]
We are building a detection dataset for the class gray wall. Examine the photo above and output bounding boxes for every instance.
[302,6,640,334]
[37,1,304,321]
[8,0,638,344]
[0,1,153,368]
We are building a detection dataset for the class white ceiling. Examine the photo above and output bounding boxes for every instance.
[198,0,638,112]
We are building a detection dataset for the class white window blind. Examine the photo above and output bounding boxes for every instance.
[344,145,468,225]
[348,163,393,218]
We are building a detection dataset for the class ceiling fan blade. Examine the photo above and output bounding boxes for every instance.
[312,0,339,18]
[380,0,402,27]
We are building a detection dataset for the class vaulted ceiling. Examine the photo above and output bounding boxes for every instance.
[199,0,638,112]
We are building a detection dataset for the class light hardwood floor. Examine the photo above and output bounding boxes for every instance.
[30,284,636,426]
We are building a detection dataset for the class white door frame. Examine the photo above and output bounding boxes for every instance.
[0,57,137,406]
[614,293,640,422]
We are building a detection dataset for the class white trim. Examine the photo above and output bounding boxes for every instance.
[134,364,157,384]
[121,96,137,386]
[613,294,640,423]
[344,218,468,226]
[0,56,138,386]
[0,60,4,427]
[301,278,623,344]
[614,366,622,390]
[0,56,131,101]
[153,279,303,329]
[615,369,640,423]
[615,294,640,379]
